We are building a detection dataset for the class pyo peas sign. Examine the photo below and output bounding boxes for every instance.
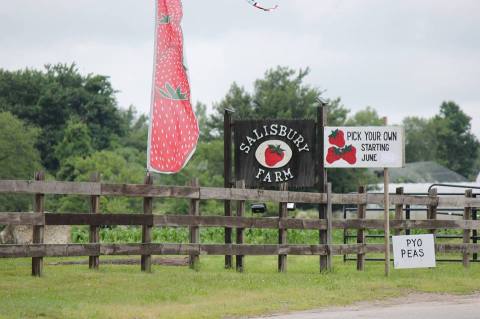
[234,120,316,188]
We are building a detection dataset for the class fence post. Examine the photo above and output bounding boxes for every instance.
[463,189,473,268]
[356,185,366,271]
[427,188,438,236]
[32,171,45,277]
[189,178,200,270]
[317,106,328,272]
[141,173,153,272]
[326,183,333,271]
[236,180,245,272]
[278,183,288,272]
[473,194,478,262]
[224,109,233,269]
[394,187,404,235]
[89,172,100,270]
[405,204,411,235]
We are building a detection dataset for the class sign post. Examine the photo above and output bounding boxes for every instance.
[383,117,390,277]
[324,124,405,276]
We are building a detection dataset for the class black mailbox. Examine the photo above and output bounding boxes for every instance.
[251,203,267,214]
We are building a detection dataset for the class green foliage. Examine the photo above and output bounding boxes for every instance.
[0,112,42,211]
[54,149,145,213]
[328,168,379,193]
[70,224,345,245]
[403,101,480,179]
[433,101,480,179]
[403,116,437,163]
[2,63,479,215]
[54,119,93,164]
[194,102,211,142]
[208,67,349,138]
[0,64,127,171]
[345,106,384,126]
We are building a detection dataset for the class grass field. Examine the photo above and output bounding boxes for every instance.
[1,256,479,319]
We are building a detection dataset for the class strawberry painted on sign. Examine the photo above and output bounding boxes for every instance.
[324,126,405,168]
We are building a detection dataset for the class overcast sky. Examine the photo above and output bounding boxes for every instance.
[1,0,479,136]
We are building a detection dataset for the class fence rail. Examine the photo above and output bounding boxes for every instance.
[0,178,479,276]
[2,180,480,207]
[2,243,479,258]
[2,213,480,230]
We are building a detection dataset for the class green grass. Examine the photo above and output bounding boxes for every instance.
[1,256,479,319]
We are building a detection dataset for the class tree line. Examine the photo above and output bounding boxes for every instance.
[0,64,478,214]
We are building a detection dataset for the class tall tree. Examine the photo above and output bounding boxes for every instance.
[402,101,479,179]
[403,116,437,163]
[432,101,479,179]
[0,64,127,171]
[54,119,94,164]
[0,112,42,211]
[346,106,384,126]
[208,67,349,138]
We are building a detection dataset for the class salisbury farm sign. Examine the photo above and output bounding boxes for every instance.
[234,120,316,188]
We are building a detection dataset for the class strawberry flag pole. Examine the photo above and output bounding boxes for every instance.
[147,0,199,174]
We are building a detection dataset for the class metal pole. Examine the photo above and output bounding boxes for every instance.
[383,117,390,277]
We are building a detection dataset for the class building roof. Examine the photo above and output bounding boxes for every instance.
[382,161,468,183]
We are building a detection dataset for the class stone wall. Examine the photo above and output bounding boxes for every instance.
[0,225,72,244]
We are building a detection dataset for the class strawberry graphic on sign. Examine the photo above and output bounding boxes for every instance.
[326,147,342,164]
[341,145,357,164]
[328,129,346,148]
[265,144,285,167]
[326,128,357,165]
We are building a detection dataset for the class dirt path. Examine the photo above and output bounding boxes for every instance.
[253,293,480,319]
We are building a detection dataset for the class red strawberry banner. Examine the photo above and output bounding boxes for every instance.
[148,0,199,174]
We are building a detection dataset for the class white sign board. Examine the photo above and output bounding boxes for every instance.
[324,126,404,168]
[392,234,436,269]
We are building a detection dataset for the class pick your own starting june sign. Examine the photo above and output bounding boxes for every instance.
[392,234,436,269]
[324,126,405,168]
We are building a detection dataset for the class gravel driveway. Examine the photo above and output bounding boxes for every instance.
[252,293,480,319]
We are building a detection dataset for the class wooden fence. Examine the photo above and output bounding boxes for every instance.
[0,174,479,277]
